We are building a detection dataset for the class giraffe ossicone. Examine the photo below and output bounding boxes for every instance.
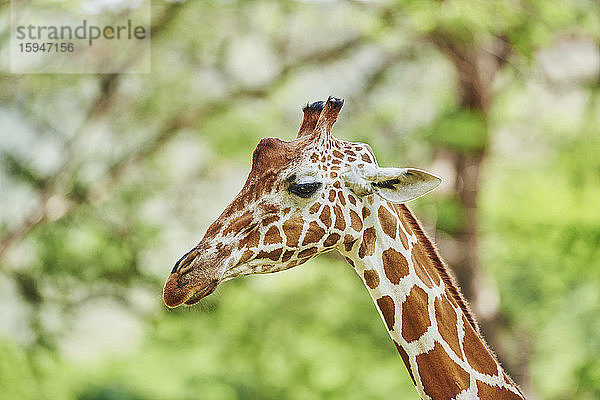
[163,96,525,400]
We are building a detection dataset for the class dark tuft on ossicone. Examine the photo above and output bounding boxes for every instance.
[304,101,324,113]
[327,96,344,109]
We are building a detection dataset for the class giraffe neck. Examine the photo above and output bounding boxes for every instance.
[341,196,524,400]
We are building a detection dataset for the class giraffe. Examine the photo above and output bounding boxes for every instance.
[163,97,526,399]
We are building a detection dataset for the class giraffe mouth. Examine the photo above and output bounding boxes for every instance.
[163,274,220,308]
[184,281,219,305]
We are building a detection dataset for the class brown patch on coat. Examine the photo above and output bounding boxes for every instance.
[476,382,523,400]
[462,315,499,376]
[414,263,434,288]
[264,226,282,245]
[435,295,461,357]
[239,249,254,264]
[417,343,470,400]
[401,285,430,342]
[348,194,357,206]
[256,248,282,262]
[382,248,409,284]
[328,190,336,202]
[333,205,346,230]
[263,215,279,226]
[298,247,317,258]
[394,203,413,235]
[337,190,346,206]
[333,150,344,159]
[319,205,332,226]
[358,227,376,258]
[350,210,362,231]
[309,202,321,214]
[282,214,303,247]
[378,206,397,239]
[323,233,341,247]
[397,223,409,250]
[362,207,370,218]
[282,250,294,262]
[361,153,372,163]
[363,269,380,289]
[344,235,357,252]
[239,228,260,249]
[412,245,440,286]
[376,295,396,330]
[302,221,325,245]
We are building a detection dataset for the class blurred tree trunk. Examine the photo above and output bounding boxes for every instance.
[432,34,493,301]
[431,33,499,302]
[429,32,532,386]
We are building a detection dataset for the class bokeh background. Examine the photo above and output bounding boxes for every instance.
[1,1,600,399]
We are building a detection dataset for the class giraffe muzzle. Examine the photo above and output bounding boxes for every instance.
[163,273,219,308]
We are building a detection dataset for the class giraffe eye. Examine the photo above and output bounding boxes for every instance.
[288,182,322,198]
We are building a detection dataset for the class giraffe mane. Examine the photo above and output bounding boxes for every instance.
[396,203,481,334]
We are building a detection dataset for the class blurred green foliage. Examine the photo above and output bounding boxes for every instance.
[1,1,599,399]
[481,120,600,399]
[429,109,488,154]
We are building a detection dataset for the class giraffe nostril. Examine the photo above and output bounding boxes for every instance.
[171,250,197,274]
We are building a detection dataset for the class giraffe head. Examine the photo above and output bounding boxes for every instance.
[163,97,441,308]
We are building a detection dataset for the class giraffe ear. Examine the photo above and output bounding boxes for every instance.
[371,168,442,203]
